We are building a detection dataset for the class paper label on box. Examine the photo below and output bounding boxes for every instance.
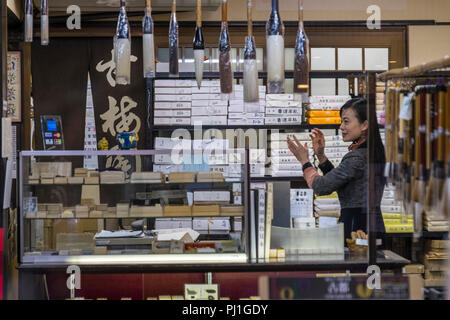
[154,110,173,117]
[154,118,172,125]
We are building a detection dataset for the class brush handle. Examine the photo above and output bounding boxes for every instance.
[146,0,151,8]
[414,94,421,178]
[446,87,450,164]
[425,92,432,171]
[247,0,253,37]
[221,0,228,23]
[197,0,202,28]
[299,0,304,25]
[437,89,445,162]
[172,0,176,14]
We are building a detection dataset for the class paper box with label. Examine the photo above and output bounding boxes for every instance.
[172,118,191,125]
[192,218,231,231]
[155,80,176,87]
[155,137,192,150]
[194,191,231,204]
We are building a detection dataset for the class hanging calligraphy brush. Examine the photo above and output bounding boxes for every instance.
[423,86,433,208]
[293,0,310,102]
[395,92,405,201]
[25,0,33,42]
[266,0,285,94]
[143,0,156,78]
[243,0,259,103]
[219,0,233,95]
[193,0,204,89]
[169,0,179,77]
[412,88,425,233]
[41,0,49,45]
[428,84,447,217]
[439,83,450,219]
[384,88,393,181]
[115,0,131,85]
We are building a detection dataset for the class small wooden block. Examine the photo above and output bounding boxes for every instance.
[84,176,99,185]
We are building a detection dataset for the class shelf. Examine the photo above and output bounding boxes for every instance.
[24,181,244,187]
[384,231,448,239]
[151,71,365,80]
[251,176,305,182]
[24,215,244,220]
[152,124,341,131]
[17,250,408,273]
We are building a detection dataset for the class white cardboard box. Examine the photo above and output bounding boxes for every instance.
[228,105,245,113]
[192,93,211,100]
[154,118,172,125]
[172,117,191,125]
[209,99,229,107]
[172,110,191,117]
[191,116,227,126]
[266,107,302,115]
[155,110,173,117]
[246,118,265,125]
[266,94,294,101]
[194,191,231,202]
[172,102,192,109]
[155,80,176,87]
[191,106,228,116]
[227,119,247,125]
[266,100,301,107]
[265,116,302,124]
[154,137,191,150]
[192,218,230,231]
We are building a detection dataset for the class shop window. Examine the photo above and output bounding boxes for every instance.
[284,48,295,70]
[310,78,336,96]
[338,48,362,71]
[310,48,335,71]
[365,48,389,71]
[338,78,349,95]
[284,78,294,94]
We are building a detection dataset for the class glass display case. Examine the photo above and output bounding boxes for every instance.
[18,149,249,265]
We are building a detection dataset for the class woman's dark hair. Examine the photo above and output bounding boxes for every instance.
[340,98,386,166]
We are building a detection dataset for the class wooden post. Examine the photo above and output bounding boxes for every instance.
[366,72,377,266]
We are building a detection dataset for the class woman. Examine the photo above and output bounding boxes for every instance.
[287,98,386,241]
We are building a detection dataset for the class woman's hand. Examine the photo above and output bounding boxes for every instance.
[309,128,327,164]
[287,135,310,165]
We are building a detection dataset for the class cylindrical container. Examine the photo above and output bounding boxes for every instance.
[25,0,34,42]
[115,38,131,85]
[143,4,156,78]
[41,0,49,45]
[266,0,285,94]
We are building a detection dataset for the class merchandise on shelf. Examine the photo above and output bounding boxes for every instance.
[314,192,340,228]
[265,94,302,125]
[422,240,448,287]
[381,184,413,233]
[305,95,351,124]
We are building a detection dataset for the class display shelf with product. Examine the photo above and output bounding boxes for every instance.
[18,149,250,266]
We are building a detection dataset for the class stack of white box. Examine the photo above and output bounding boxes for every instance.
[269,131,351,177]
[228,85,267,125]
[153,136,191,175]
[155,218,193,229]
[269,132,304,177]
[154,80,193,126]
[191,80,228,126]
[265,94,302,125]
[153,137,244,179]
[376,82,385,125]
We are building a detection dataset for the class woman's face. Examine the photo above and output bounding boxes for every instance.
[340,108,368,142]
